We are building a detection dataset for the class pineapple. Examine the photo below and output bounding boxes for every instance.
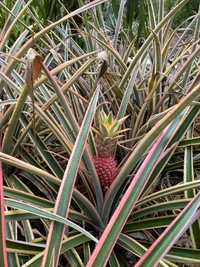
[93,110,128,187]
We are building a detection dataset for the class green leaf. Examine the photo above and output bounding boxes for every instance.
[118,234,166,267]
[4,198,97,243]
[41,87,100,266]
[0,158,8,266]
[136,193,200,266]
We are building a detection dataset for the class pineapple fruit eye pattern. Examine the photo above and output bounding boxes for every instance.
[93,110,128,187]
[1,0,200,266]
[93,155,117,187]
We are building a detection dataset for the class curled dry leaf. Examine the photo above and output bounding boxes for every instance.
[25,48,44,142]
[25,48,44,88]
[97,50,109,79]
[87,51,109,102]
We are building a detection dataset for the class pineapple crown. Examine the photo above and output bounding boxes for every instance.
[93,109,129,153]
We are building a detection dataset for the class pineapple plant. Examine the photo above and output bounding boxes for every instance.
[93,109,128,187]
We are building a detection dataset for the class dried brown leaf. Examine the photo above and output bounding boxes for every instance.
[97,50,109,79]
[25,48,44,142]
[25,48,44,87]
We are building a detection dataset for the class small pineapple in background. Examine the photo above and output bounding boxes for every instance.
[93,109,128,187]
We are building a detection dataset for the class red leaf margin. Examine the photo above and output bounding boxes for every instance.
[0,147,8,267]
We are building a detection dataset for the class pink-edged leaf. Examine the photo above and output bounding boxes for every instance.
[184,126,200,248]
[102,81,200,223]
[135,192,200,266]
[0,148,8,267]
[41,87,100,267]
[86,111,186,266]
[37,59,103,212]
[0,0,108,90]
[0,0,23,44]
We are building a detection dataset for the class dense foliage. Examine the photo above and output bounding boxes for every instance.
[0,0,200,266]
